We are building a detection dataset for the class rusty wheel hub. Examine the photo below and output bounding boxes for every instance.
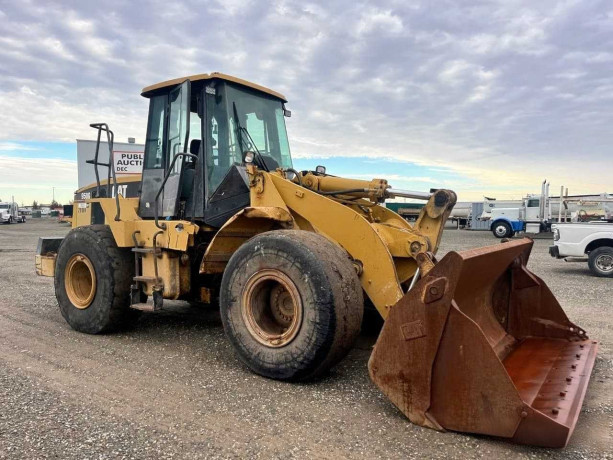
[242,269,302,348]
[270,285,295,326]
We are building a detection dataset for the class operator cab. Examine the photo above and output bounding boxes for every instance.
[139,73,293,227]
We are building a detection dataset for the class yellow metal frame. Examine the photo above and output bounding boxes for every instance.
[201,207,293,274]
[74,174,142,196]
[73,197,198,251]
[201,167,455,318]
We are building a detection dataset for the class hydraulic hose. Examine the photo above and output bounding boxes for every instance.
[285,168,303,186]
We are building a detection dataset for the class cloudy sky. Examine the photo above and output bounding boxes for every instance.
[1,0,612,205]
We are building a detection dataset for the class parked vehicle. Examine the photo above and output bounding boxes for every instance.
[489,181,553,238]
[550,222,613,277]
[489,181,612,238]
[0,202,25,224]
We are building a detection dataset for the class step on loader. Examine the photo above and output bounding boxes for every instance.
[35,72,597,448]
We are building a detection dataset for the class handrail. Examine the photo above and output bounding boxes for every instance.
[153,152,198,229]
[87,123,121,221]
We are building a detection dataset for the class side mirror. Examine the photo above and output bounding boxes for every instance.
[315,165,326,175]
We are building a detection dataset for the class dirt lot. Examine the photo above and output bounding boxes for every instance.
[0,219,611,459]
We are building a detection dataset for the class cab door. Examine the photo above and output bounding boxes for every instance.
[139,80,191,218]
[525,198,540,222]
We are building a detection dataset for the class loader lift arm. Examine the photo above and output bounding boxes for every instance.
[201,166,457,318]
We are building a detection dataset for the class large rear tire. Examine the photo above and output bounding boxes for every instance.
[220,230,363,381]
[54,225,140,333]
[588,246,613,278]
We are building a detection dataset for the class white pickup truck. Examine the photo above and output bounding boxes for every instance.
[550,222,613,277]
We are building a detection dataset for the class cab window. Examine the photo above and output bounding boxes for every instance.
[144,95,166,169]
[204,82,293,198]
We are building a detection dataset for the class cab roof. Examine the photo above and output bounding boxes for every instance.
[141,72,287,102]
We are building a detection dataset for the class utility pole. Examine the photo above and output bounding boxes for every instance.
[52,187,55,204]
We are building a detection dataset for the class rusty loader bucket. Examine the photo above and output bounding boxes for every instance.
[369,238,598,448]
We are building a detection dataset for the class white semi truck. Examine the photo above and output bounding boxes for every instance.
[487,181,612,238]
[0,201,25,224]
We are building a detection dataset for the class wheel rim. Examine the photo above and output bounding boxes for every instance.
[495,225,507,237]
[595,254,613,273]
[65,253,97,309]
[242,269,303,348]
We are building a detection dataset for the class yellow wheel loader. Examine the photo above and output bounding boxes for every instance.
[35,72,597,448]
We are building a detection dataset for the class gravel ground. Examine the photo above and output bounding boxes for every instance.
[0,219,611,459]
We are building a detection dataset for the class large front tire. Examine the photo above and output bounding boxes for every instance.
[220,230,364,381]
[54,225,140,333]
[492,221,512,238]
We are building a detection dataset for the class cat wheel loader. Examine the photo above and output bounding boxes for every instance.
[35,72,598,448]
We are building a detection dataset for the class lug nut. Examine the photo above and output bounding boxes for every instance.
[559,391,566,397]
[566,377,572,382]
[552,408,559,415]
[429,286,439,296]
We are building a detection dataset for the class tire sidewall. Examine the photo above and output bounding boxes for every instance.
[221,233,337,380]
[55,228,117,333]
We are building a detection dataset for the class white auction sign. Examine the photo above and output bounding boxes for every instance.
[113,150,144,175]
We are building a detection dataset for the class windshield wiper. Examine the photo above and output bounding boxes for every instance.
[232,102,269,172]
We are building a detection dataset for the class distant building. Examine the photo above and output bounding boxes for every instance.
[77,139,145,189]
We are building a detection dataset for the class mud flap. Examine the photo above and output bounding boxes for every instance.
[368,238,598,448]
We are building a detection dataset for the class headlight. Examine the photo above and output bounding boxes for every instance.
[553,228,560,241]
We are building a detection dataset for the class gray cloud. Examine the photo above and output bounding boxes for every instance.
[0,0,611,195]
